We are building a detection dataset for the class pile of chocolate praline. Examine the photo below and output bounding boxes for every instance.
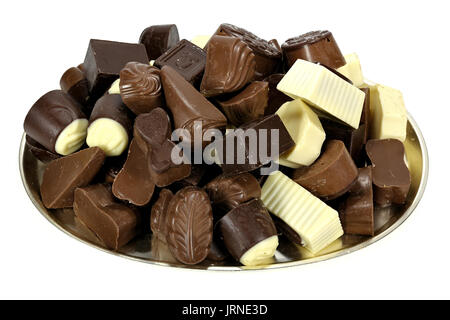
[23,23,411,266]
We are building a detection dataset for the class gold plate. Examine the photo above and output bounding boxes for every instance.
[19,114,428,270]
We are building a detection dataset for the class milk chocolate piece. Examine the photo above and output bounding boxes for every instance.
[218,114,295,175]
[150,189,173,243]
[282,30,345,69]
[25,135,60,163]
[218,199,278,266]
[205,173,261,215]
[87,95,133,156]
[134,108,191,187]
[207,239,228,262]
[155,40,206,85]
[339,167,374,236]
[272,215,303,246]
[40,147,105,209]
[160,65,227,145]
[24,90,88,155]
[292,140,358,200]
[214,23,282,79]
[139,24,180,60]
[60,66,90,107]
[112,139,155,206]
[74,184,139,250]
[366,139,411,206]
[99,155,127,184]
[119,62,164,115]
[217,81,268,127]
[263,74,291,115]
[200,35,256,97]
[166,187,213,265]
[83,39,149,100]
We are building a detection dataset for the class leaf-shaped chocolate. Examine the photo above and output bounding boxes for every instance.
[166,187,213,265]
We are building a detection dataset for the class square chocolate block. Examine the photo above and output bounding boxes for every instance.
[83,39,149,101]
[154,39,206,85]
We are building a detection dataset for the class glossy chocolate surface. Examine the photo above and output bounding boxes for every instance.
[139,24,180,60]
[263,73,291,115]
[89,94,133,136]
[150,189,173,243]
[60,66,90,107]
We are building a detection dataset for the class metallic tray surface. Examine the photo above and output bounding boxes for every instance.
[19,113,428,270]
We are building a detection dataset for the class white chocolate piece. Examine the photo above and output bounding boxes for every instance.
[108,79,121,94]
[337,53,364,87]
[239,235,279,266]
[190,35,211,49]
[54,119,89,155]
[276,100,325,168]
[277,59,365,129]
[86,118,128,156]
[370,84,407,142]
[149,60,155,66]
[261,171,343,254]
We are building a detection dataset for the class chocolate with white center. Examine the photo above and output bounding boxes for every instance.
[119,62,164,115]
[86,95,133,156]
[366,139,411,206]
[24,90,88,155]
[40,147,105,209]
[218,199,278,266]
[282,30,345,70]
[139,24,180,60]
[292,140,358,200]
[74,184,139,250]
[60,66,90,107]
[200,35,256,97]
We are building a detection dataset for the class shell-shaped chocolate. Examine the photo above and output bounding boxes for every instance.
[119,62,163,115]
[200,36,256,97]
[166,187,213,265]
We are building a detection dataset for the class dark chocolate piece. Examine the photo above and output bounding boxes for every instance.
[150,189,173,243]
[269,39,281,52]
[160,65,227,146]
[272,215,302,246]
[133,108,191,187]
[40,147,105,209]
[339,167,374,236]
[218,199,277,262]
[205,173,261,215]
[200,35,256,97]
[154,39,206,85]
[207,238,229,262]
[166,187,213,265]
[218,114,295,176]
[263,73,291,115]
[25,135,60,163]
[83,39,149,100]
[119,62,164,115]
[74,184,139,250]
[24,90,87,155]
[139,24,180,60]
[214,23,282,79]
[217,81,268,127]
[282,30,346,69]
[99,155,127,184]
[112,139,155,206]
[60,66,90,107]
[292,140,358,200]
[366,139,411,206]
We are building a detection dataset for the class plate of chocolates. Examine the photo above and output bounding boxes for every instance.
[20,23,428,270]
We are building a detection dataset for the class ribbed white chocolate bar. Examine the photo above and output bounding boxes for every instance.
[239,235,279,266]
[370,84,407,142]
[276,100,325,168]
[190,35,211,49]
[337,53,364,87]
[277,59,365,129]
[261,171,343,253]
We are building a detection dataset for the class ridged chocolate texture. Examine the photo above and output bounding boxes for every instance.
[205,173,261,215]
[200,35,256,97]
[160,65,227,145]
[214,23,282,79]
[292,140,358,200]
[60,66,90,108]
[366,139,411,206]
[139,24,180,60]
[166,187,213,265]
[339,167,374,236]
[150,189,174,243]
[74,184,139,250]
[263,73,291,115]
[218,199,277,262]
[40,147,106,209]
[24,90,87,154]
[282,30,345,70]
[119,62,164,115]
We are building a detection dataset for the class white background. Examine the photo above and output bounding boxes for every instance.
[1,0,449,300]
